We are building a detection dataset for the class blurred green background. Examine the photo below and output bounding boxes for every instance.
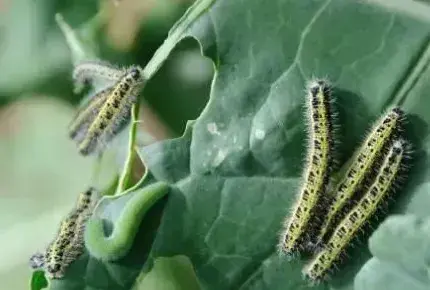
[0,0,213,289]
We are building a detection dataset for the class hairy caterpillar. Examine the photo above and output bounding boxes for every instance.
[315,107,404,245]
[72,61,124,94]
[278,79,335,258]
[84,182,169,261]
[69,65,145,155]
[29,188,98,279]
[303,139,409,282]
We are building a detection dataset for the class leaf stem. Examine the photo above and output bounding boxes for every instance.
[117,102,140,194]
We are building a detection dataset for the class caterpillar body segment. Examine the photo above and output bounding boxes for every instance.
[68,87,113,141]
[278,79,335,258]
[303,139,408,282]
[316,107,404,244]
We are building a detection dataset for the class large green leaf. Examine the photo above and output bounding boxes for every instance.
[52,0,430,289]
[137,0,430,289]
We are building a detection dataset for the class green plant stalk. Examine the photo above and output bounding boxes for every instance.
[117,102,140,194]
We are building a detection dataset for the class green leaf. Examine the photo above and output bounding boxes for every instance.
[30,271,48,290]
[133,256,201,290]
[355,214,430,290]
[354,258,429,290]
[136,0,430,289]
[54,0,430,288]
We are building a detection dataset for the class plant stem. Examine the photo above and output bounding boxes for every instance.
[117,102,140,194]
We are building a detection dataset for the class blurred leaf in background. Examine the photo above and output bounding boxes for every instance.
[0,0,212,133]
[0,97,113,290]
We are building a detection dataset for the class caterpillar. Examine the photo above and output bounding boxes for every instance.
[69,65,145,155]
[303,139,409,282]
[29,188,98,279]
[278,79,335,258]
[315,107,404,245]
[72,61,124,94]
[84,182,169,261]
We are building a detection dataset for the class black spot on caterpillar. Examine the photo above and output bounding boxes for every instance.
[303,139,409,283]
[29,188,98,279]
[278,79,335,258]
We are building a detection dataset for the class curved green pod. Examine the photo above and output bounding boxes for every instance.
[84,181,170,261]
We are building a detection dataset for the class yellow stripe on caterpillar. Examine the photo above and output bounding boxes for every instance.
[68,87,112,141]
[278,79,335,258]
[303,139,408,283]
[316,107,404,244]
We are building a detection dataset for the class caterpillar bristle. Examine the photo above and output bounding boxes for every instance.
[72,60,123,94]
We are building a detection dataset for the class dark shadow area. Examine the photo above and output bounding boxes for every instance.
[119,193,170,267]
[393,113,430,213]
[332,88,372,168]
[329,241,372,288]
[147,185,190,258]
[277,106,308,178]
